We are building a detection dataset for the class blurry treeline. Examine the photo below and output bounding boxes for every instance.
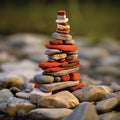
[0,0,120,40]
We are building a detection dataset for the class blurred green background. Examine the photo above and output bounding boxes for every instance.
[0,0,120,41]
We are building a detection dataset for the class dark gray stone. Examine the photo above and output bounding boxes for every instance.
[62,102,99,120]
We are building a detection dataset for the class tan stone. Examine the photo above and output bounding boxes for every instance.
[37,91,79,108]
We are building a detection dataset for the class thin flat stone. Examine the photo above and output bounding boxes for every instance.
[45,49,61,55]
[43,67,79,76]
[40,81,79,92]
[52,32,72,40]
[34,74,54,84]
[64,39,75,45]
[48,53,67,60]
[66,54,78,60]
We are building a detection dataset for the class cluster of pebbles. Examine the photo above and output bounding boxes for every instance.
[0,10,120,120]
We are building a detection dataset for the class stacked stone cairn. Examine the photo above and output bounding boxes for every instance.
[34,10,84,95]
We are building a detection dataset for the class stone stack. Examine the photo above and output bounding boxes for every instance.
[34,10,84,94]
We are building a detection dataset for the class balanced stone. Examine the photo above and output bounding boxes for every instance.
[48,53,67,60]
[64,39,75,44]
[40,81,79,92]
[52,32,72,40]
[34,74,54,84]
[45,49,61,55]
[43,67,80,76]
[66,51,78,54]
[67,54,78,60]
[54,76,61,82]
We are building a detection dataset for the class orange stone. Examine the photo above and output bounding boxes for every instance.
[61,74,70,81]
[45,44,78,52]
[70,82,85,91]
[49,39,63,45]
[70,72,81,81]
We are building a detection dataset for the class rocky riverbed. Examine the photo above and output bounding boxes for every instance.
[0,34,120,120]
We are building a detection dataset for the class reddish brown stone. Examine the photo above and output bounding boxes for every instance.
[39,61,68,69]
[49,39,63,45]
[61,75,70,81]
[34,83,41,88]
[70,82,85,91]
[70,72,81,81]
[57,10,66,15]
[45,44,78,52]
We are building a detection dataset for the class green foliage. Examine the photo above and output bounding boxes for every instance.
[0,0,120,40]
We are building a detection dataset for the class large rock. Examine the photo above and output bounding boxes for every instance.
[62,102,99,120]
[99,112,120,120]
[43,67,79,76]
[95,97,119,113]
[73,86,113,102]
[29,108,73,120]
[35,91,79,108]
[40,81,79,92]
[6,97,36,116]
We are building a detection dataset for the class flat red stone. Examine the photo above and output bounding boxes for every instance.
[70,82,85,91]
[57,10,66,15]
[44,67,64,72]
[39,61,68,69]
[49,39,63,45]
[45,44,78,52]
[44,64,80,72]
[70,72,81,81]
[61,74,70,81]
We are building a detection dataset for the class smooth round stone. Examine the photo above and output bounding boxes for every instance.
[10,87,21,95]
[54,77,61,82]
[66,54,78,60]
[45,49,61,55]
[16,92,31,99]
[64,39,75,45]
[52,32,72,40]
[95,97,119,113]
[29,108,73,120]
[2,75,25,88]
[34,74,54,84]
[48,53,67,60]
